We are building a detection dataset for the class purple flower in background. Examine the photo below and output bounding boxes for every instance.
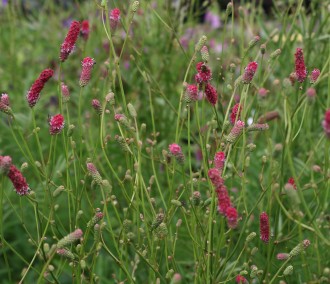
[204,11,221,29]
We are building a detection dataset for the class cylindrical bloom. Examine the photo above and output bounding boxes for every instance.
[60,20,80,62]
[80,20,90,41]
[26,69,54,108]
[226,120,245,143]
[294,48,307,83]
[7,165,30,195]
[86,162,102,185]
[235,275,247,284]
[61,82,70,102]
[56,248,75,260]
[79,57,95,87]
[195,62,212,84]
[110,8,121,31]
[260,211,270,243]
[310,68,320,83]
[92,99,102,115]
[201,45,209,62]
[57,228,83,248]
[184,84,198,102]
[115,113,132,131]
[226,207,238,229]
[1,93,10,106]
[230,103,242,124]
[49,114,65,135]
[214,151,225,172]
[204,83,218,105]
[87,212,104,227]
[208,168,223,187]
[0,156,12,175]
[277,253,290,260]
[322,109,330,138]
[216,185,231,215]
[168,143,185,165]
[289,239,311,257]
[242,61,258,84]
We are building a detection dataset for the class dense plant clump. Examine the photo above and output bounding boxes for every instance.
[0,0,329,283]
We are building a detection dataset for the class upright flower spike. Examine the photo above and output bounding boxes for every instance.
[242,61,258,84]
[204,83,218,105]
[26,69,54,108]
[49,114,65,135]
[201,46,209,62]
[79,57,95,87]
[216,185,231,215]
[208,168,223,187]
[294,48,307,83]
[57,229,83,248]
[322,109,330,138]
[61,82,70,102]
[0,156,12,175]
[230,103,242,124]
[226,120,245,143]
[168,143,185,165]
[214,151,225,172]
[260,212,270,243]
[86,163,102,185]
[7,165,30,195]
[80,20,90,41]
[310,68,320,84]
[60,20,80,62]
[109,8,121,31]
[87,211,104,227]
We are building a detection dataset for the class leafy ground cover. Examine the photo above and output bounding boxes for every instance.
[0,0,329,283]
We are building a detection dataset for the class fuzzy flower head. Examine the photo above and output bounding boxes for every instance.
[26,69,54,108]
[92,99,102,115]
[310,68,320,84]
[227,120,245,143]
[79,57,96,87]
[214,151,226,172]
[204,83,218,105]
[208,168,223,187]
[236,275,247,284]
[80,20,90,41]
[216,185,231,215]
[260,211,270,243]
[0,155,12,175]
[230,103,242,124]
[184,84,198,103]
[168,143,185,165]
[294,48,307,83]
[57,229,83,248]
[242,61,258,84]
[60,20,80,62]
[49,114,65,135]
[7,165,30,195]
[195,62,212,84]
[86,162,102,185]
[322,109,330,138]
[61,82,70,102]
[226,207,238,229]
[1,93,10,106]
[110,8,121,31]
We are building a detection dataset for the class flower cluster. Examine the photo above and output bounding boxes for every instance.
[322,109,330,138]
[79,57,96,87]
[260,212,270,243]
[242,61,258,84]
[168,143,185,165]
[294,48,307,83]
[48,114,65,135]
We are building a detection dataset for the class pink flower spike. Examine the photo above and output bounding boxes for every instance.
[26,69,54,108]
[80,20,90,41]
[79,57,96,87]
[226,207,238,229]
[0,155,12,175]
[216,185,231,215]
[1,93,10,106]
[49,114,65,135]
[310,68,320,83]
[169,143,185,165]
[260,211,270,243]
[214,151,226,172]
[184,84,198,102]
[294,48,307,83]
[242,61,258,84]
[195,62,212,84]
[61,82,70,102]
[60,20,80,62]
[235,275,247,283]
[7,165,30,195]
[110,8,121,31]
[204,83,218,105]
[230,103,242,124]
[322,109,330,138]
[208,168,223,187]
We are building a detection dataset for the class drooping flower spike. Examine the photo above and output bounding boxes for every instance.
[60,20,80,62]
